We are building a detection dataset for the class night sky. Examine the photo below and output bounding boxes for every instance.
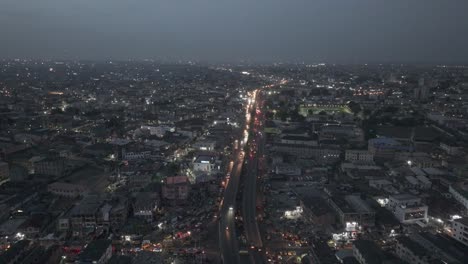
[1,0,467,64]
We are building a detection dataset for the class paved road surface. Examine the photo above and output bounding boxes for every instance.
[219,150,244,264]
[242,92,266,264]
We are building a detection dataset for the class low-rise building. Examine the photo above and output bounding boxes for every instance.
[0,161,9,181]
[352,239,383,264]
[134,192,160,223]
[449,181,468,212]
[193,140,216,151]
[33,158,65,177]
[345,150,374,162]
[192,155,216,173]
[395,236,430,264]
[451,217,468,246]
[327,195,375,230]
[387,194,428,224]
[47,182,87,197]
[162,176,190,200]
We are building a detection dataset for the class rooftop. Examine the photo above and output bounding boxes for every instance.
[78,239,111,262]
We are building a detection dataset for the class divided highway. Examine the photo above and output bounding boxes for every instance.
[242,91,266,264]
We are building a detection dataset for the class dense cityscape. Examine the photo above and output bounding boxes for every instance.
[0,60,467,263]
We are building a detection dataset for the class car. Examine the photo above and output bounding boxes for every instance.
[229,206,234,211]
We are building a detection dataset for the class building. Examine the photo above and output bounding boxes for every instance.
[33,158,65,177]
[345,150,373,162]
[192,155,216,173]
[47,182,87,197]
[280,135,318,146]
[123,151,151,160]
[352,240,383,264]
[410,232,467,264]
[368,137,409,159]
[449,181,468,212]
[68,196,103,234]
[133,192,160,223]
[274,164,301,176]
[77,239,112,264]
[387,194,428,224]
[193,140,216,151]
[0,161,9,181]
[162,176,190,200]
[451,217,468,246]
[327,195,375,230]
[273,143,341,162]
[414,78,429,101]
[440,142,462,156]
[395,236,430,264]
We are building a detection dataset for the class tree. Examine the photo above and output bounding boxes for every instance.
[348,101,361,115]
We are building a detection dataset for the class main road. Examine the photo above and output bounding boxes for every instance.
[242,91,267,264]
[219,91,255,264]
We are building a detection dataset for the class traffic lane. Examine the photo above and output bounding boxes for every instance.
[219,152,244,264]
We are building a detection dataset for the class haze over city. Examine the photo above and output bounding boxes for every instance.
[1,0,468,64]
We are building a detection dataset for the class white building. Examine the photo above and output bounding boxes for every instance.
[193,155,216,173]
[451,217,468,246]
[345,150,374,162]
[387,194,428,224]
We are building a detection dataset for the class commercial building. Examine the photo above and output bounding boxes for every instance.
[387,194,428,224]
